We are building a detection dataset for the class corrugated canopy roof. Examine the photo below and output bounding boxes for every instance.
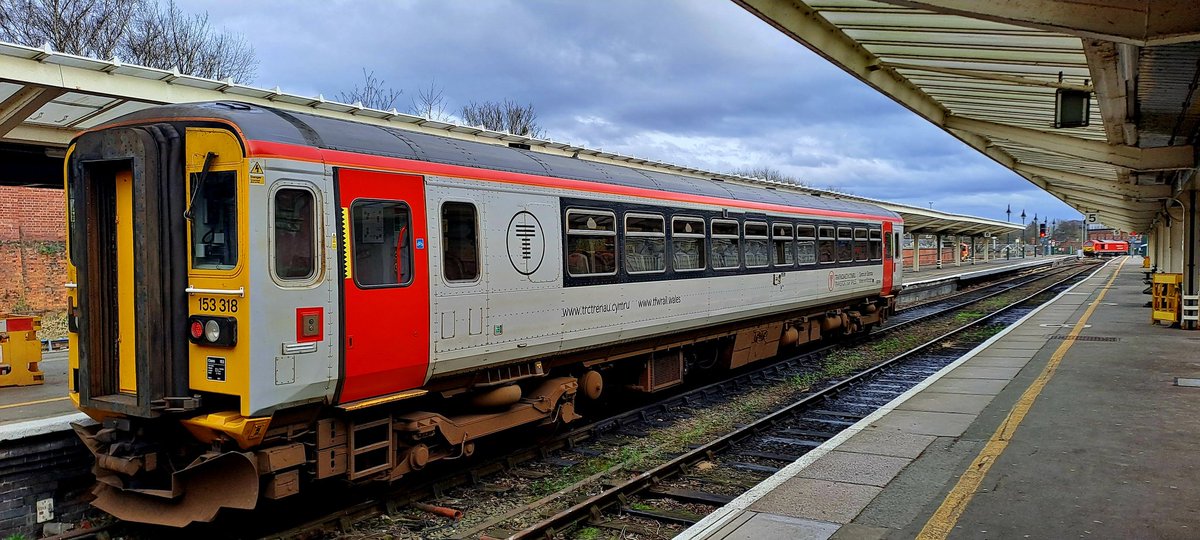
[0,39,1019,237]
[737,0,1200,234]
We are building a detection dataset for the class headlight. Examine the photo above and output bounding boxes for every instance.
[187,316,237,347]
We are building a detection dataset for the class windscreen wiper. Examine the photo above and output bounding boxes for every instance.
[184,152,217,221]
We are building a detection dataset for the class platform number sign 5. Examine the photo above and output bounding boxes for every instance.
[1086,212,1099,224]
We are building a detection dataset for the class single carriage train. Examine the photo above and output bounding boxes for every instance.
[64,102,903,526]
[1082,240,1129,258]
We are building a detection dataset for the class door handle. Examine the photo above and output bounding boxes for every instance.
[186,286,245,297]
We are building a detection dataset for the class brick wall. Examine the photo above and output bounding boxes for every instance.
[0,432,95,537]
[0,186,67,317]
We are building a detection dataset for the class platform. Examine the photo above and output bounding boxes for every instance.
[901,254,1071,286]
[681,256,1200,540]
[899,255,1074,306]
[0,351,85,440]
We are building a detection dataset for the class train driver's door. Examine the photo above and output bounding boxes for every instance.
[336,168,430,404]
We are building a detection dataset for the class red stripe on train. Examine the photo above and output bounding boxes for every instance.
[245,140,903,224]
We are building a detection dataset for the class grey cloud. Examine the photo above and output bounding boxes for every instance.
[178,0,1076,222]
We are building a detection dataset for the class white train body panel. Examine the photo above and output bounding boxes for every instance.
[423,175,892,378]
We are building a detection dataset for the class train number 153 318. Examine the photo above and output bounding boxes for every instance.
[198,297,239,313]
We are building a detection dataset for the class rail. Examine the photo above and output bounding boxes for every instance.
[506,264,1093,538]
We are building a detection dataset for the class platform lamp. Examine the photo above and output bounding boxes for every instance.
[1051,219,1057,254]
[1020,209,1027,258]
[1005,205,1012,259]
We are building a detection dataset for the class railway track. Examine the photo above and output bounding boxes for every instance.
[486,261,1096,540]
[69,262,1087,540]
[235,262,1090,540]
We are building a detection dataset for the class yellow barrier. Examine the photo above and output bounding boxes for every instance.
[1151,273,1183,325]
[0,314,44,387]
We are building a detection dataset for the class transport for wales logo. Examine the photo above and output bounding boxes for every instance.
[507,211,544,275]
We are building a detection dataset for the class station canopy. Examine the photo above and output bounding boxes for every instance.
[0,39,1018,237]
[736,0,1200,235]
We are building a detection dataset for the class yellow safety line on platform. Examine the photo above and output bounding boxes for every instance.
[0,396,70,410]
[917,257,1127,540]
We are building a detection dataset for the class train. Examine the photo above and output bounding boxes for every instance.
[1082,240,1129,257]
[63,101,903,526]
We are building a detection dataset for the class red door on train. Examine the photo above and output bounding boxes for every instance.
[881,221,894,294]
[336,168,430,404]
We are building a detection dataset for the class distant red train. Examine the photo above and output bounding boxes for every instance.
[1083,240,1129,257]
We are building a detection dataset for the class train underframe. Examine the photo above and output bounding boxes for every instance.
[74,294,894,526]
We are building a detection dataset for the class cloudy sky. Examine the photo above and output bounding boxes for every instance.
[183,0,1077,223]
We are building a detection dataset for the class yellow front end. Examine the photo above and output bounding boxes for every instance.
[182,128,253,415]
[65,123,266,526]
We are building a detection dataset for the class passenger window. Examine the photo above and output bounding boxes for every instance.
[895,232,902,259]
[818,226,835,264]
[854,228,870,261]
[745,222,770,268]
[442,202,479,282]
[837,227,854,263]
[711,219,741,269]
[272,187,317,281]
[797,225,817,265]
[190,170,238,270]
[870,229,882,261]
[672,217,705,272]
[351,200,412,287]
[625,213,666,274]
[772,223,794,266]
[566,210,617,276]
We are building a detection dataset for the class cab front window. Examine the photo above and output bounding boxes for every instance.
[189,170,238,270]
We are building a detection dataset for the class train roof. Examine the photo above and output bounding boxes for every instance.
[103,101,899,221]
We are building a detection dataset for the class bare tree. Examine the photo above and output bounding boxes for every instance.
[337,69,402,111]
[0,0,257,82]
[461,99,544,138]
[460,101,503,131]
[410,80,450,121]
[730,166,809,187]
[0,0,138,59]
[122,1,256,81]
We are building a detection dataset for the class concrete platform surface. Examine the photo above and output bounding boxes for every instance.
[680,257,1200,540]
[901,254,1071,286]
[0,350,73,423]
